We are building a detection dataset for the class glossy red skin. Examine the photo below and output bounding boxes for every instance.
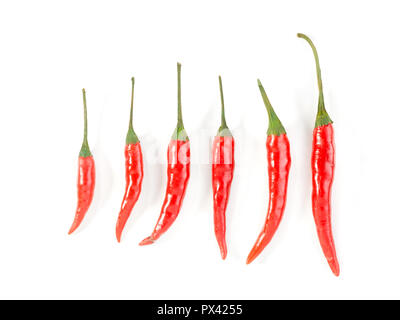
[212,136,234,260]
[115,142,144,242]
[312,123,339,276]
[246,134,291,264]
[140,139,190,245]
[68,156,95,234]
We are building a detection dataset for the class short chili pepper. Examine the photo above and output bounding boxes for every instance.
[68,89,96,234]
[115,77,144,242]
[139,62,190,246]
[298,33,339,276]
[246,80,291,264]
[212,76,235,260]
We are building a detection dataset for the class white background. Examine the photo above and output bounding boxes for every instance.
[0,0,398,299]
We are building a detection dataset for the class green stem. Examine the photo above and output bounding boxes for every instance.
[172,62,188,141]
[217,76,232,137]
[257,79,286,136]
[177,62,183,127]
[82,89,88,143]
[126,77,139,144]
[129,77,135,130]
[219,76,227,128]
[79,88,92,157]
[297,33,333,127]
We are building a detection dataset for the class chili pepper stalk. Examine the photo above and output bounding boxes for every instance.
[79,89,92,157]
[257,79,286,136]
[297,33,332,128]
[298,33,339,276]
[171,63,189,141]
[216,76,232,137]
[126,77,139,144]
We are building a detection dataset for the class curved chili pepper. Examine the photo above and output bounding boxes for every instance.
[298,33,339,276]
[246,80,291,265]
[212,76,234,260]
[115,77,144,242]
[139,63,190,246]
[68,89,96,234]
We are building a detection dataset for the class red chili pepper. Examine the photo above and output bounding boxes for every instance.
[68,89,96,234]
[246,80,291,264]
[140,63,190,246]
[115,77,144,242]
[212,76,234,260]
[298,33,339,276]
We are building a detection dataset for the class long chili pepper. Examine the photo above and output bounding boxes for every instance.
[246,80,291,264]
[139,63,190,246]
[212,76,235,260]
[115,77,144,242]
[68,89,96,234]
[298,33,339,276]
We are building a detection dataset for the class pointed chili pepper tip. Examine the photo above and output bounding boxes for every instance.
[333,269,340,277]
[116,231,122,243]
[246,252,257,265]
[329,260,340,277]
[220,248,227,260]
[139,236,155,246]
[216,237,228,260]
[68,224,77,235]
